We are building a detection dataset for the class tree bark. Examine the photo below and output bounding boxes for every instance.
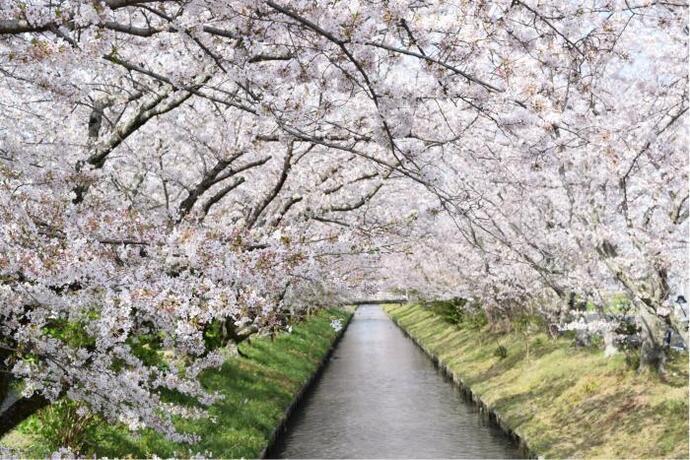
[0,394,50,438]
[637,305,667,373]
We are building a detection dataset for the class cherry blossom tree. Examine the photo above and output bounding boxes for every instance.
[0,0,687,442]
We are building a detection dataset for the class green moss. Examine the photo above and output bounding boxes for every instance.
[384,304,689,459]
[1,308,351,458]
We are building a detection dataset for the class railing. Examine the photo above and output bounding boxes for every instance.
[346,299,408,305]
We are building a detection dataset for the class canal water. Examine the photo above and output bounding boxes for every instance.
[270,305,520,459]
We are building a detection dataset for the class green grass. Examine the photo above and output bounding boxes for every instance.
[1,307,351,458]
[585,293,632,314]
[384,304,689,459]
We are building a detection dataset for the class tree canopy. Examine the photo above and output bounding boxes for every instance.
[0,0,687,441]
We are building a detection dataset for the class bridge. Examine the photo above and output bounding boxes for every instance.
[345,298,408,306]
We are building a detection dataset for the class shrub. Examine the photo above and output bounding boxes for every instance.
[20,399,97,455]
[425,298,465,324]
[614,317,642,351]
[494,345,508,359]
[625,350,641,370]
[425,298,487,329]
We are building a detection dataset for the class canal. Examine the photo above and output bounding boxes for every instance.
[270,305,520,459]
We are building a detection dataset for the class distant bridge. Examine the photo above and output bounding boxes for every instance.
[345,298,408,305]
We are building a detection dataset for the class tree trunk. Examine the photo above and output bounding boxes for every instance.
[0,394,50,438]
[637,305,667,373]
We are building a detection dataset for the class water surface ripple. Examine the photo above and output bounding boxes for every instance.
[271,304,520,459]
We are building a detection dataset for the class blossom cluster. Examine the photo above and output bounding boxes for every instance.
[0,0,686,441]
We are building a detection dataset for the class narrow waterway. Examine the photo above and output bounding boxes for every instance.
[270,305,520,459]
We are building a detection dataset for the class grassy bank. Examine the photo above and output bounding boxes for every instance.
[384,304,689,459]
[1,307,351,458]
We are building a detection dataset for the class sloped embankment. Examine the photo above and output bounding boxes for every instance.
[1,308,352,459]
[384,304,688,459]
